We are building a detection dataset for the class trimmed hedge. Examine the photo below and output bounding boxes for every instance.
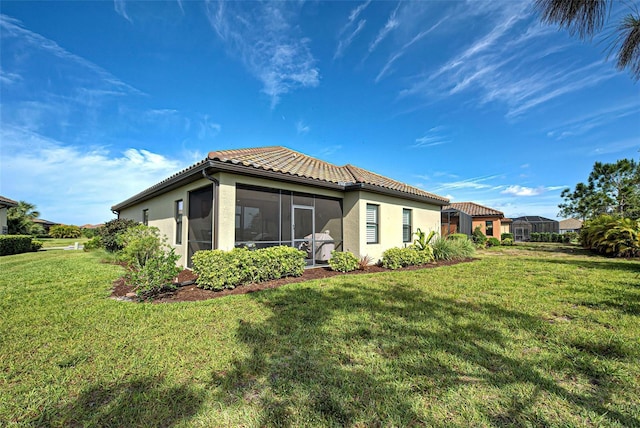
[328,251,359,272]
[0,235,35,256]
[381,246,433,270]
[487,237,501,247]
[530,232,573,243]
[501,233,514,241]
[192,246,306,291]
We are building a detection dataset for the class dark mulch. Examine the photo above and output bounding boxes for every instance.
[111,258,476,303]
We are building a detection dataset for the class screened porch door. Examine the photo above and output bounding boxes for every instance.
[187,185,213,267]
[292,205,314,266]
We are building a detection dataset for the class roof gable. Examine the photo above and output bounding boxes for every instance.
[0,195,18,207]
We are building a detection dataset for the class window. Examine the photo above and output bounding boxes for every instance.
[142,209,148,226]
[175,200,183,245]
[366,204,379,244]
[403,209,412,242]
[485,220,494,237]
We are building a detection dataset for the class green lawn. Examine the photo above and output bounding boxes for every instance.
[1,244,638,427]
[38,237,89,248]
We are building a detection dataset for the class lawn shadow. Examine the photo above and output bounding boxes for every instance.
[542,257,640,275]
[208,278,638,426]
[35,376,204,427]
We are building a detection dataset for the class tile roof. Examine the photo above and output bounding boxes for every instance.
[208,146,449,203]
[0,195,18,207]
[559,218,583,229]
[442,202,504,217]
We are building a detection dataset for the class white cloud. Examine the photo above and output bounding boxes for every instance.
[501,185,544,196]
[0,126,185,224]
[411,126,450,148]
[296,120,310,135]
[334,19,366,60]
[114,0,132,22]
[206,2,320,108]
[368,4,400,53]
[0,68,22,85]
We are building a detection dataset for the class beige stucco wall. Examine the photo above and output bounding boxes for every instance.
[117,172,443,267]
[343,190,441,262]
[0,207,8,234]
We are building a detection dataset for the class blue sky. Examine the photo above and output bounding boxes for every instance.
[1,1,638,225]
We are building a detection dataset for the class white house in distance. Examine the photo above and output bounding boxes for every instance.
[0,195,18,235]
[112,146,449,267]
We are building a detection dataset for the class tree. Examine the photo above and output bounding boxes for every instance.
[535,0,640,81]
[7,201,45,235]
[559,158,640,220]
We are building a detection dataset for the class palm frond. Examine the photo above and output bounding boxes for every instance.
[535,0,610,38]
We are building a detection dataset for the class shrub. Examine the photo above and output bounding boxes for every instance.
[328,251,359,272]
[472,225,487,247]
[381,246,433,270]
[431,236,476,261]
[487,237,501,247]
[413,228,436,251]
[98,218,138,252]
[129,248,181,299]
[31,240,43,252]
[447,233,468,241]
[83,236,102,251]
[501,232,514,241]
[358,255,373,270]
[580,215,640,257]
[0,235,33,256]
[501,238,514,246]
[81,228,98,238]
[563,231,579,243]
[118,225,164,269]
[49,224,81,239]
[192,246,305,291]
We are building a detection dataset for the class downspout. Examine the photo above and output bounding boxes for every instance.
[201,167,219,250]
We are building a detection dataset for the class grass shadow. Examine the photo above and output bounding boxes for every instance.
[208,279,638,426]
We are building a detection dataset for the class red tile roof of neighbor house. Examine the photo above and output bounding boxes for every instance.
[207,146,449,203]
[442,202,504,218]
[0,195,18,207]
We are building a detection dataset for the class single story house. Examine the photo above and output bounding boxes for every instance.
[511,216,559,241]
[441,202,504,238]
[33,218,60,234]
[112,146,449,267]
[0,195,18,235]
[559,218,583,234]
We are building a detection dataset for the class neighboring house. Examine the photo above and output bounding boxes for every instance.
[559,218,583,234]
[441,202,504,238]
[500,218,513,236]
[512,216,560,241]
[0,195,18,235]
[33,218,60,234]
[112,146,449,267]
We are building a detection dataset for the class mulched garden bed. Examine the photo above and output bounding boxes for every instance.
[111,258,476,303]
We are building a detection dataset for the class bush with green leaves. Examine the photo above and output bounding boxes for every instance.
[472,225,487,247]
[501,238,514,246]
[501,232,514,241]
[98,218,138,252]
[563,231,579,243]
[381,246,433,270]
[81,227,98,238]
[328,251,359,272]
[83,236,102,252]
[580,215,640,257]
[413,228,436,251]
[431,236,476,261]
[487,237,501,247]
[49,224,81,239]
[129,248,181,299]
[192,246,306,291]
[117,225,164,269]
[448,233,469,241]
[31,240,43,252]
[0,235,34,256]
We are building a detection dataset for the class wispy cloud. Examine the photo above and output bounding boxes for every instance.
[546,100,640,139]
[375,17,445,83]
[411,126,450,148]
[206,2,319,108]
[339,0,371,36]
[197,115,221,140]
[368,4,400,53]
[114,0,132,22]
[501,184,565,196]
[0,68,22,85]
[0,125,184,224]
[432,174,502,192]
[296,120,310,135]
[334,19,366,60]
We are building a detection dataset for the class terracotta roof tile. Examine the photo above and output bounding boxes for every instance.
[208,146,448,203]
[443,202,504,217]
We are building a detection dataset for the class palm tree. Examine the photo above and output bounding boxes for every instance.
[7,201,42,235]
[535,0,640,81]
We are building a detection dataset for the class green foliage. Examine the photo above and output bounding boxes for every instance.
[49,224,81,239]
[431,236,476,261]
[530,233,567,243]
[192,246,306,291]
[447,233,469,241]
[413,228,436,251]
[31,240,43,252]
[81,228,98,238]
[7,201,42,236]
[328,251,359,272]
[472,225,487,247]
[563,231,579,243]
[98,218,138,252]
[580,214,640,257]
[381,246,433,270]
[559,158,640,220]
[129,249,181,299]
[501,238,514,246]
[487,237,501,247]
[0,235,34,256]
[83,236,102,251]
[117,225,164,269]
[501,232,514,241]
